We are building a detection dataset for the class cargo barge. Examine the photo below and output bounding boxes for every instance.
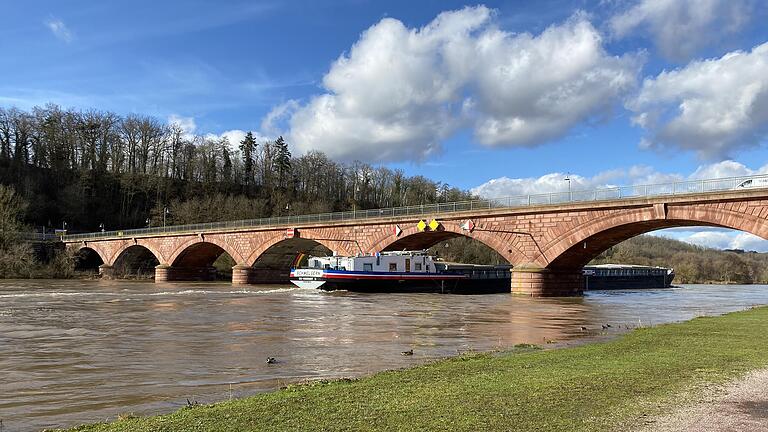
[582,264,674,290]
[290,251,510,294]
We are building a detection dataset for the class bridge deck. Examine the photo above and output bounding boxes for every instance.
[62,174,768,243]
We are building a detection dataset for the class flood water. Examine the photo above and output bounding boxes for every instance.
[2,280,768,431]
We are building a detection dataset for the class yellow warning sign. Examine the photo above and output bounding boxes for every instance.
[428,219,440,231]
[416,220,427,231]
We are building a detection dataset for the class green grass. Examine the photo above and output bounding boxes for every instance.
[65,307,768,432]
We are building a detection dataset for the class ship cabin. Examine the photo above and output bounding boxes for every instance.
[305,251,437,274]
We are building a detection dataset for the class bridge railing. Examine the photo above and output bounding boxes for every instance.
[62,173,768,242]
[0,231,59,241]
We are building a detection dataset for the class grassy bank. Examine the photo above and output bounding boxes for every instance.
[65,307,768,432]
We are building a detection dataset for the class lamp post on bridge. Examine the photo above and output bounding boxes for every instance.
[163,207,169,228]
[564,173,572,202]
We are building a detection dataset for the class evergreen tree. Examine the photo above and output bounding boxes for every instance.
[239,132,256,191]
[221,146,233,185]
[272,136,291,188]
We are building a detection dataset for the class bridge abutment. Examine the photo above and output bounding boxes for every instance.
[511,267,583,297]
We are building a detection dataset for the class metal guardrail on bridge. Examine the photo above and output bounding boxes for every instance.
[1,232,59,241]
[62,174,768,242]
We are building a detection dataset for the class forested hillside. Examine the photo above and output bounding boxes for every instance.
[0,105,471,232]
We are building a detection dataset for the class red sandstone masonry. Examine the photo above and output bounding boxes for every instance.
[66,190,768,296]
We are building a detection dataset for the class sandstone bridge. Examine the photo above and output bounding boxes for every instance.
[62,175,768,296]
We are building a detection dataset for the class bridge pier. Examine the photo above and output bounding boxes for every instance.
[99,264,115,279]
[232,265,254,284]
[155,264,172,282]
[154,265,217,282]
[511,267,583,297]
[232,265,289,284]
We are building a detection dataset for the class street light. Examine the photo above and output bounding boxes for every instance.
[99,223,105,232]
[146,218,152,228]
[163,207,169,228]
[564,173,572,202]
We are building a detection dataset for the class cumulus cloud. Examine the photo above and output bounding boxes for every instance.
[281,7,640,162]
[654,229,768,252]
[689,160,768,179]
[627,42,768,159]
[471,172,617,198]
[731,232,768,252]
[609,0,751,61]
[471,14,640,146]
[470,165,685,198]
[470,160,768,199]
[45,18,73,43]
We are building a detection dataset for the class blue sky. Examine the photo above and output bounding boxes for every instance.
[2,0,768,250]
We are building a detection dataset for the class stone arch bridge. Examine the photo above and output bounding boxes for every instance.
[63,187,768,296]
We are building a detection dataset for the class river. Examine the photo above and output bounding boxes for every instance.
[1,280,768,431]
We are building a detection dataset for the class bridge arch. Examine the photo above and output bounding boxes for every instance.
[367,222,526,265]
[69,243,110,266]
[73,246,104,272]
[540,204,768,271]
[167,237,244,267]
[113,245,161,277]
[245,230,356,266]
[239,231,356,283]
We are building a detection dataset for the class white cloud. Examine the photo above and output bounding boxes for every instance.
[471,172,615,198]
[45,18,73,43]
[470,164,685,198]
[471,14,640,147]
[167,114,271,152]
[688,160,768,179]
[731,232,768,252]
[609,0,751,61]
[627,42,768,159]
[167,114,197,137]
[471,160,768,199]
[653,229,768,252]
[261,100,299,136]
[204,129,271,152]
[280,7,640,163]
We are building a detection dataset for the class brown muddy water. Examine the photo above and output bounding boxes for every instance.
[2,279,768,431]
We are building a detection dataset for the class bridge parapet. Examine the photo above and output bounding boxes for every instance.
[62,174,768,243]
